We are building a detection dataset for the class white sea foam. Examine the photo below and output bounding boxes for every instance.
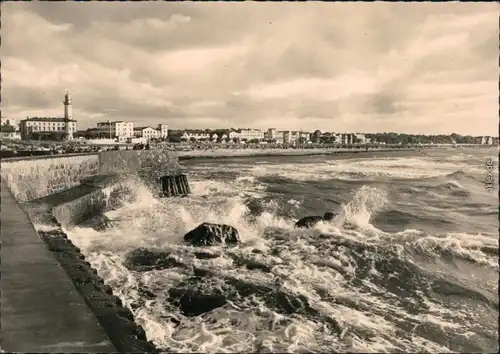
[246,156,480,181]
[33,223,61,232]
[61,154,498,353]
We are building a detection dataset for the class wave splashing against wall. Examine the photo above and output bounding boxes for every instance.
[65,153,498,354]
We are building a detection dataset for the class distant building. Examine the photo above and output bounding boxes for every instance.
[340,133,353,144]
[319,133,368,145]
[96,121,134,141]
[63,91,74,140]
[228,129,241,140]
[239,128,264,141]
[264,128,278,142]
[263,128,311,144]
[134,126,160,140]
[299,131,311,142]
[263,129,284,144]
[210,131,229,143]
[19,91,77,140]
[354,133,368,144]
[282,131,293,144]
[181,129,211,141]
[20,117,77,140]
[0,118,21,139]
[480,136,494,145]
[225,128,264,142]
[0,131,21,140]
[130,124,168,141]
[158,124,168,139]
[1,118,19,131]
[282,131,310,145]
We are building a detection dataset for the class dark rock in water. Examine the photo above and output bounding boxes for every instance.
[273,292,311,315]
[183,223,240,246]
[295,212,337,228]
[167,277,228,317]
[124,247,185,271]
[93,215,114,231]
[342,222,357,230]
[323,212,336,221]
[245,198,266,216]
[178,290,227,317]
[295,215,323,228]
[245,261,272,273]
[165,272,342,335]
[193,251,221,259]
[228,254,272,273]
[193,267,214,278]
[168,316,181,326]
[138,287,157,300]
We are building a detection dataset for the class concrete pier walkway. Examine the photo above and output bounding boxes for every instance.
[0,180,116,352]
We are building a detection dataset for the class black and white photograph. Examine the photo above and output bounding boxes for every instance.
[1,1,498,353]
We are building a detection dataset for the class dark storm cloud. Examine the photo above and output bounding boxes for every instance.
[3,86,55,110]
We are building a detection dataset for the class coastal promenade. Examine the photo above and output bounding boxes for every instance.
[0,179,115,352]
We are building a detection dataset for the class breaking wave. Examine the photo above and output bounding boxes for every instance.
[59,149,498,353]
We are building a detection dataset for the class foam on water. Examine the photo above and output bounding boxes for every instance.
[246,157,471,182]
[63,152,498,353]
[33,223,61,232]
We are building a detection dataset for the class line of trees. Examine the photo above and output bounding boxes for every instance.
[364,133,488,145]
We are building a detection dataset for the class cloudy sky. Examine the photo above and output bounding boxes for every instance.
[2,1,498,134]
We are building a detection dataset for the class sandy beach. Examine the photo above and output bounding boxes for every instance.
[176,147,419,160]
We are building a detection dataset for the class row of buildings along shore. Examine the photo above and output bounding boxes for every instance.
[1,91,498,146]
[90,121,370,145]
[0,92,366,145]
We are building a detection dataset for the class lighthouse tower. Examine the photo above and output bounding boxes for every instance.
[63,90,73,140]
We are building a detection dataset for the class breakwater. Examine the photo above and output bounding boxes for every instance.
[1,154,100,202]
[1,150,179,352]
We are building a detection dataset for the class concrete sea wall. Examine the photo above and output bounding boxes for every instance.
[1,150,180,202]
[24,173,128,230]
[99,149,180,177]
[1,153,100,202]
[1,150,179,352]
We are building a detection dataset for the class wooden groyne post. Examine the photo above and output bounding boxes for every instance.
[160,174,191,197]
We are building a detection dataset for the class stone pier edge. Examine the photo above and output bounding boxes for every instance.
[18,177,159,352]
[37,227,158,352]
[0,151,177,352]
[37,179,159,352]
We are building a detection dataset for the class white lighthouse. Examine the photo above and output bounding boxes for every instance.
[63,90,73,140]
